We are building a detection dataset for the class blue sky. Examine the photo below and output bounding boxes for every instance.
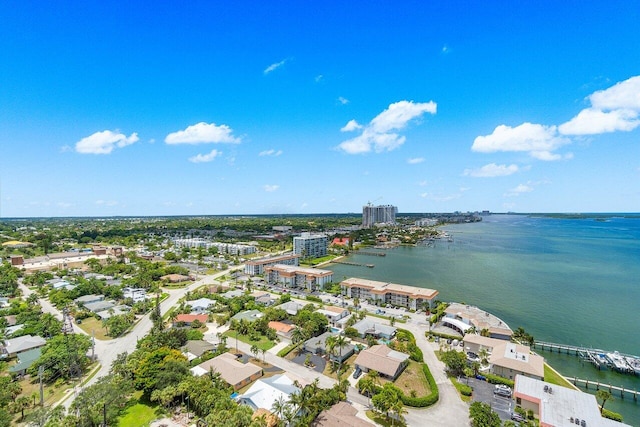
[1,1,639,217]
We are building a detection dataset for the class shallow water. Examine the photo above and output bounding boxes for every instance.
[327,214,640,424]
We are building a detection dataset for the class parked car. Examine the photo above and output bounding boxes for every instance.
[511,412,525,422]
[353,367,362,379]
[494,384,512,397]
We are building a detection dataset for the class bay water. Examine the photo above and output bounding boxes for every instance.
[327,214,640,424]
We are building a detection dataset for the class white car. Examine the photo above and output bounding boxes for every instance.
[494,384,512,397]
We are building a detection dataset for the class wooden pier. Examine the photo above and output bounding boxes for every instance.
[333,260,375,268]
[568,377,639,401]
[533,341,595,355]
[356,251,386,257]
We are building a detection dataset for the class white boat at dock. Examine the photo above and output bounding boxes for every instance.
[606,351,633,373]
[624,356,640,375]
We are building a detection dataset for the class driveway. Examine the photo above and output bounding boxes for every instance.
[290,351,326,373]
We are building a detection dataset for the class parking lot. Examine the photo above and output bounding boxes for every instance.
[466,377,514,422]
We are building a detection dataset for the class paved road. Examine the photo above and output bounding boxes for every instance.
[54,267,242,409]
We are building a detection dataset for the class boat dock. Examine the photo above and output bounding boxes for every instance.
[332,260,375,268]
[356,251,386,257]
[534,341,640,374]
[568,377,639,401]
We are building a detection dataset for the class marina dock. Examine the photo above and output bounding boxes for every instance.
[534,341,640,374]
[356,251,386,257]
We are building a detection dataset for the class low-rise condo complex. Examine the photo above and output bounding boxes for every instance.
[340,277,438,310]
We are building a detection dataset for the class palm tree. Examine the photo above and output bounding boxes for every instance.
[367,370,380,387]
[13,396,31,421]
[478,348,490,367]
[596,389,612,414]
[390,398,406,426]
[250,344,259,361]
[271,395,288,424]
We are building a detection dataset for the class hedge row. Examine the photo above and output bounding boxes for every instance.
[277,343,298,358]
[399,363,439,407]
[427,331,463,341]
[602,409,624,422]
[451,378,473,396]
[483,373,515,388]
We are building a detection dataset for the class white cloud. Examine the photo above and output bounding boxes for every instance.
[263,184,279,192]
[463,163,519,178]
[407,157,425,164]
[472,123,569,160]
[259,149,283,157]
[504,184,534,197]
[338,96,349,105]
[420,192,461,202]
[418,180,428,186]
[76,130,139,154]
[442,45,450,54]
[95,200,118,206]
[337,100,437,154]
[57,202,73,208]
[559,75,640,135]
[340,119,363,132]
[559,108,639,135]
[165,122,240,145]
[264,59,287,74]
[188,149,221,163]
[315,75,323,82]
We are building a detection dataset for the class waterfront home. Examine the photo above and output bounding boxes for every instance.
[340,277,438,310]
[244,253,300,276]
[351,319,397,340]
[514,375,632,427]
[237,374,300,411]
[463,335,544,381]
[444,303,512,339]
[2,335,47,358]
[354,344,409,380]
[190,352,263,390]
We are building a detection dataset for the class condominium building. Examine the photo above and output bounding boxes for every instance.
[293,232,328,259]
[362,204,398,228]
[174,238,257,255]
[263,264,333,291]
[340,277,438,310]
[244,253,300,276]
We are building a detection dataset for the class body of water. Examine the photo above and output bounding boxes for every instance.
[327,214,640,424]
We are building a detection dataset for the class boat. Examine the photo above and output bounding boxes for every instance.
[606,351,633,373]
[623,356,640,375]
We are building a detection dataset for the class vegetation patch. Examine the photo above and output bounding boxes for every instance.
[394,361,430,397]
[117,392,164,427]
[543,363,575,389]
[450,377,473,401]
[224,330,275,351]
[76,316,112,340]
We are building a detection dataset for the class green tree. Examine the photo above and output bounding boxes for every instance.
[469,401,501,427]
[12,396,31,421]
[596,389,612,414]
[441,349,467,377]
[28,333,92,382]
[69,375,132,427]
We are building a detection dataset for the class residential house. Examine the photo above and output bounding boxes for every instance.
[83,300,115,314]
[174,314,208,326]
[96,305,130,320]
[463,335,544,381]
[221,289,245,299]
[191,353,263,390]
[231,310,264,323]
[275,301,305,316]
[514,375,632,427]
[2,335,47,358]
[182,340,216,361]
[354,344,409,380]
[74,294,105,306]
[312,402,373,427]
[237,373,300,411]
[0,298,10,308]
[315,306,350,327]
[161,273,191,283]
[122,287,147,303]
[351,319,397,340]
[268,321,296,339]
[188,298,217,314]
[8,348,42,376]
[303,331,355,363]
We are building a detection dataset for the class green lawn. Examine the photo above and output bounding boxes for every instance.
[76,316,112,340]
[224,330,275,351]
[117,392,164,427]
[544,363,577,389]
